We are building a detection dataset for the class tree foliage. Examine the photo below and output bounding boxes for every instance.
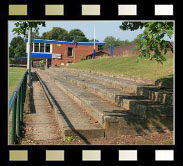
[25,31,41,39]
[11,21,46,57]
[12,21,46,36]
[9,36,26,57]
[103,36,130,49]
[88,38,99,42]
[68,29,88,42]
[119,22,174,63]
[41,27,69,41]
[40,27,89,42]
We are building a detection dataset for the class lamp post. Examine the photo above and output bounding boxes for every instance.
[93,25,96,59]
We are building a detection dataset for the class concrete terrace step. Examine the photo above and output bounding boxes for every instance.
[136,86,173,105]
[46,69,173,119]
[35,71,105,140]
[39,69,173,136]
[51,68,173,105]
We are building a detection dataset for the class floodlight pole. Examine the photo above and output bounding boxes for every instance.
[94,25,96,50]
[93,25,96,59]
[27,27,32,86]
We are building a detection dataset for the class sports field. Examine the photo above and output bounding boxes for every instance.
[8,67,27,100]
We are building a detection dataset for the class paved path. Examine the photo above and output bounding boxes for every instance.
[22,72,62,144]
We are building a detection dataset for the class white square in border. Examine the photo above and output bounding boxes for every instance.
[118,5,137,15]
[155,5,173,15]
[155,150,174,161]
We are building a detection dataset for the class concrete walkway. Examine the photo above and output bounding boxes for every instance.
[22,72,62,144]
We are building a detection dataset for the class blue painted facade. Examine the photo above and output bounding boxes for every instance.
[26,53,52,59]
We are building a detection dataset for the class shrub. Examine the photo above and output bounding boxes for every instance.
[80,57,86,61]
[9,58,16,64]
[39,59,46,70]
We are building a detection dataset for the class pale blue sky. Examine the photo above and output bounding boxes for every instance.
[8,21,173,44]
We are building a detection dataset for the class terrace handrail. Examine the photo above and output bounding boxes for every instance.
[8,70,28,144]
[8,70,27,112]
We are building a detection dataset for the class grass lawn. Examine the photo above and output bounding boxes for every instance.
[8,67,27,100]
[67,53,173,86]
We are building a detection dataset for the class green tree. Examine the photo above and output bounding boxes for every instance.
[41,27,69,41]
[9,36,26,57]
[13,21,46,36]
[68,29,89,42]
[88,38,99,42]
[119,22,174,63]
[103,36,130,49]
[12,21,46,86]
[88,39,104,50]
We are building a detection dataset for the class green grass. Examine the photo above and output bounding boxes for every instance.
[8,67,27,100]
[67,53,173,86]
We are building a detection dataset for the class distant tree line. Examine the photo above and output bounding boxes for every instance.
[9,26,138,58]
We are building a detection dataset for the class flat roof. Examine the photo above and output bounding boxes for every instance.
[25,39,105,46]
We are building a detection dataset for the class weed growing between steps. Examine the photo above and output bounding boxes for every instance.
[64,136,77,142]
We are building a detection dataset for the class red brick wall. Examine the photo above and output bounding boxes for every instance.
[51,44,98,67]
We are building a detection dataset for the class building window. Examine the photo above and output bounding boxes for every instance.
[32,43,51,53]
[40,43,44,52]
[68,47,73,57]
[45,44,50,52]
[34,43,39,52]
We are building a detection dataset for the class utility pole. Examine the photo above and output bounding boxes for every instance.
[27,27,32,86]
[93,25,96,59]
[94,25,96,50]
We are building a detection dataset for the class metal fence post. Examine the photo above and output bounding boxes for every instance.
[11,96,17,144]
[17,90,21,137]
[20,85,23,122]
[24,75,27,101]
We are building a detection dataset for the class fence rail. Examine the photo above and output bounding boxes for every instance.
[8,70,28,144]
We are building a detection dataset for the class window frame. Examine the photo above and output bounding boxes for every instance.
[45,43,51,53]
[31,42,51,53]
[34,43,40,53]
[67,47,73,57]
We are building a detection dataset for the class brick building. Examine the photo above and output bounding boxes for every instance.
[25,39,105,67]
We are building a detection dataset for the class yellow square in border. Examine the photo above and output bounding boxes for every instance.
[9,150,28,161]
[45,5,64,15]
[82,5,100,16]
[46,150,64,161]
[9,5,27,16]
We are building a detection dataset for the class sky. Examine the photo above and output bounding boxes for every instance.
[8,21,173,44]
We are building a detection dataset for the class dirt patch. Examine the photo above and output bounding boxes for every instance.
[21,126,173,145]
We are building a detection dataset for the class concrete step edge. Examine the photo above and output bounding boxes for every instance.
[35,71,105,139]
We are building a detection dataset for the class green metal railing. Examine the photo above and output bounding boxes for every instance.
[8,70,28,144]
